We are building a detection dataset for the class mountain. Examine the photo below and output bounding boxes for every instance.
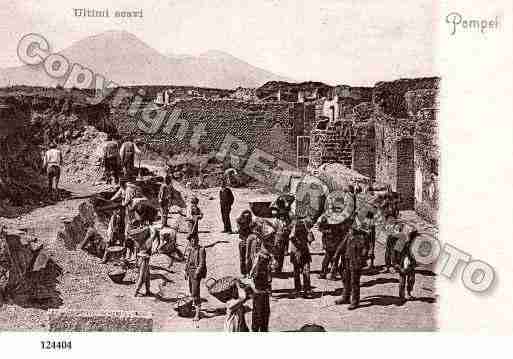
[0,30,293,89]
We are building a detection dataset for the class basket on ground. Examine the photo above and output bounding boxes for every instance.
[174,296,194,317]
[205,276,238,303]
[108,268,127,284]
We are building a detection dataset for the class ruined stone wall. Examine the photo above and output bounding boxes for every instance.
[290,102,305,140]
[309,121,354,169]
[303,102,316,136]
[352,124,376,181]
[122,99,298,166]
[374,114,416,209]
[308,90,376,173]
[414,108,439,223]
[372,79,440,213]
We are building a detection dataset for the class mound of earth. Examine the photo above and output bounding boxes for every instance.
[59,126,107,185]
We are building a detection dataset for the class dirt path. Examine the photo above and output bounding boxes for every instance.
[0,181,438,332]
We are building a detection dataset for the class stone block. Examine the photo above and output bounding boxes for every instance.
[48,309,153,332]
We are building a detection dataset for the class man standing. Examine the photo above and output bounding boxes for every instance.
[119,137,141,177]
[236,209,253,276]
[249,233,273,332]
[43,142,62,195]
[335,228,369,310]
[134,225,159,297]
[185,234,207,322]
[329,185,357,279]
[134,251,151,297]
[101,208,125,263]
[317,215,339,279]
[219,179,234,233]
[393,229,419,302]
[269,196,292,274]
[245,222,263,276]
[111,177,150,259]
[158,175,174,228]
[289,220,314,297]
[102,134,120,185]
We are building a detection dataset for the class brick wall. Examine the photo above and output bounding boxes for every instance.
[308,121,354,169]
[119,98,298,166]
[309,120,376,178]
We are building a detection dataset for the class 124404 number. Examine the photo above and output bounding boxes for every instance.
[41,341,72,350]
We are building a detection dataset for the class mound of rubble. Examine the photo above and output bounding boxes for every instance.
[0,227,62,309]
[59,126,107,185]
[0,93,112,214]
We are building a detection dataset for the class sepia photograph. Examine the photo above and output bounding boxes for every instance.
[0,0,508,339]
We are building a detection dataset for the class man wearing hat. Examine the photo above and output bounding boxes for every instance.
[335,227,369,310]
[43,142,63,195]
[219,178,234,233]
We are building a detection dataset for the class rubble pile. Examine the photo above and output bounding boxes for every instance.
[0,94,112,214]
[0,99,51,211]
[0,227,62,308]
[59,126,108,185]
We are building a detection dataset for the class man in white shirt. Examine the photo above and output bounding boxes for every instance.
[43,142,63,194]
[119,137,142,177]
[102,135,120,184]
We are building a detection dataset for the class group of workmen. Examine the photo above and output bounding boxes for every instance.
[42,134,141,197]
[234,184,420,315]
[45,132,421,331]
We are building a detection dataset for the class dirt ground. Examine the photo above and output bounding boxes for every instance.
[0,176,438,332]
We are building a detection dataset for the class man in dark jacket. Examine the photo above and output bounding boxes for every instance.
[219,179,234,233]
[335,228,369,310]
[316,216,340,279]
[249,233,273,332]
[392,229,419,302]
[236,209,253,276]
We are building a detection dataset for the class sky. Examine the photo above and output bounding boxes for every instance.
[0,0,438,86]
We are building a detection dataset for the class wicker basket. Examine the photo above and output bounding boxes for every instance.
[299,323,326,332]
[205,276,238,303]
[174,296,194,317]
[108,268,127,284]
